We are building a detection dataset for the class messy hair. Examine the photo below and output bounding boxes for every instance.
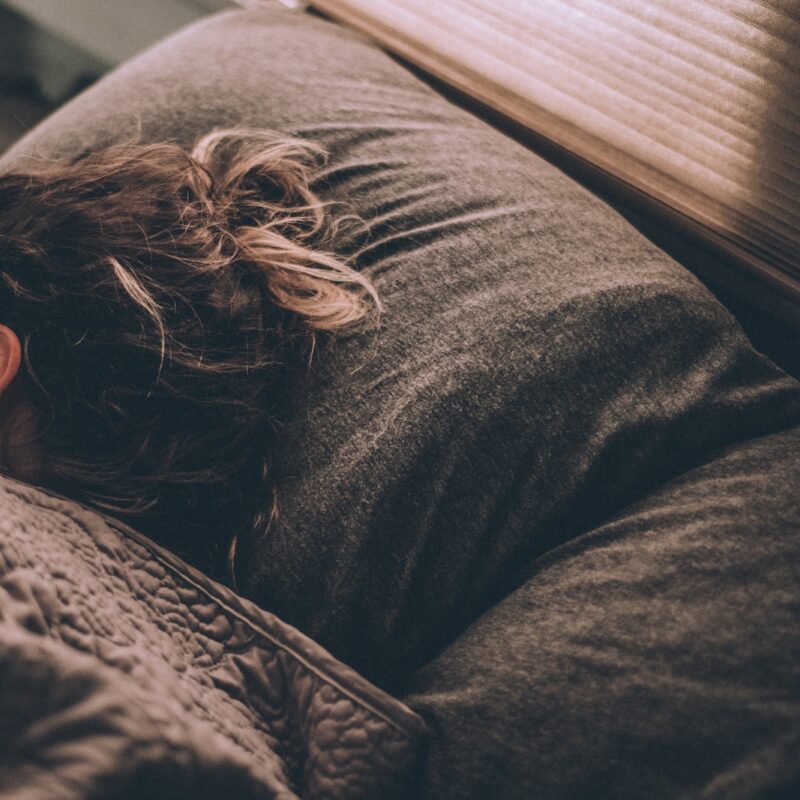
[0,129,380,575]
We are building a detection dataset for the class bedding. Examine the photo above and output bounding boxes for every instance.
[2,4,800,797]
[405,424,800,798]
[5,1,800,686]
[0,476,424,799]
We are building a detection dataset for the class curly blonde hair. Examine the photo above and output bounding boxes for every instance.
[0,129,380,575]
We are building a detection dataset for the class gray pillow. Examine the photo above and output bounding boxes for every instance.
[4,7,800,690]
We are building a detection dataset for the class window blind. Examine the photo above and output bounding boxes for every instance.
[311,0,800,321]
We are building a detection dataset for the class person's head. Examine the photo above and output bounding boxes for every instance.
[0,129,380,574]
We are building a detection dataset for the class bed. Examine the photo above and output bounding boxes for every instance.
[1,4,798,798]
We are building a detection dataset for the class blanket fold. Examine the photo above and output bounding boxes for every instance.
[0,477,425,800]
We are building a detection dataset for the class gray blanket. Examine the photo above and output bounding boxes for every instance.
[406,423,800,798]
[0,477,424,799]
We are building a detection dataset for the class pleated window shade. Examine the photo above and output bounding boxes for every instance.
[310,0,800,321]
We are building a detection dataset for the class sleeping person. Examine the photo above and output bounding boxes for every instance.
[0,129,382,578]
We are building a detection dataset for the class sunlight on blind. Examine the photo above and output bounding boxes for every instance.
[311,0,800,309]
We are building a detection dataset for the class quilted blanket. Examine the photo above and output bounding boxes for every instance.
[0,476,425,799]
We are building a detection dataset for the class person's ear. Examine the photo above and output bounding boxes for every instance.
[0,325,22,395]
